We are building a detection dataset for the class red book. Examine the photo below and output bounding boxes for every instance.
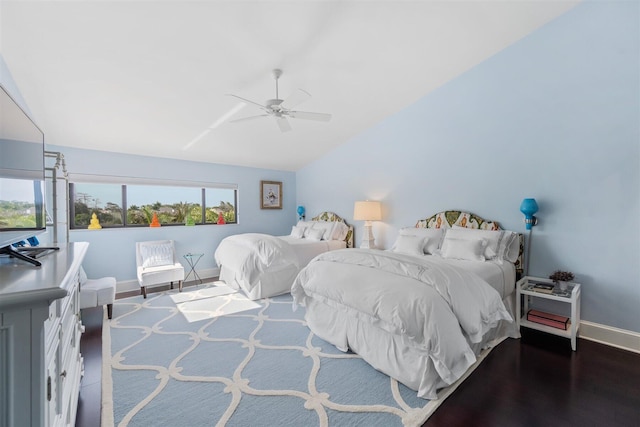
[527,309,570,330]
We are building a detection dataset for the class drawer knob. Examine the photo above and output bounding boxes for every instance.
[60,370,67,378]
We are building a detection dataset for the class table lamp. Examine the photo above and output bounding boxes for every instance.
[353,200,382,249]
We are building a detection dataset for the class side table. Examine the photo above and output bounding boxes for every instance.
[183,253,204,284]
[516,276,581,351]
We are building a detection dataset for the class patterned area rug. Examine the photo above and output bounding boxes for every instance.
[102,282,494,426]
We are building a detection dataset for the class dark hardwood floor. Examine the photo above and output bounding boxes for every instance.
[76,300,640,427]
[426,330,640,427]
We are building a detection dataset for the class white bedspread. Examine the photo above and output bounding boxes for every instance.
[291,249,513,395]
[215,233,298,283]
[215,233,346,300]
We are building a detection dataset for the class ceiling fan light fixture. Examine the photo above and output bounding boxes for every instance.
[226,69,331,132]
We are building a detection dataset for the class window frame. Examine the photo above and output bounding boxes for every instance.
[68,174,238,230]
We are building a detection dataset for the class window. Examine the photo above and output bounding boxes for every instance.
[69,178,237,229]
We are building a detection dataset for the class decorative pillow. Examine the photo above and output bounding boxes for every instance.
[399,227,444,254]
[440,237,487,261]
[290,225,305,239]
[306,228,325,241]
[140,243,174,268]
[330,222,349,241]
[391,234,426,257]
[449,227,505,259]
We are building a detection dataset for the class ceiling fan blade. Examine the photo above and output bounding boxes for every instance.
[280,89,311,110]
[276,116,292,132]
[226,94,269,112]
[288,110,332,122]
[229,114,269,123]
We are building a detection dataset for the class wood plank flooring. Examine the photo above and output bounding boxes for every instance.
[76,302,640,427]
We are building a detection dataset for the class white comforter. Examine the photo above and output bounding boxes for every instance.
[215,233,346,300]
[291,249,513,395]
[215,233,299,285]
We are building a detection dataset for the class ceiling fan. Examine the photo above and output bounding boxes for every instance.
[227,69,331,133]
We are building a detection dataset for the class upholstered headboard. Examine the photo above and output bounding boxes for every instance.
[415,210,524,278]
[311,211,354,249]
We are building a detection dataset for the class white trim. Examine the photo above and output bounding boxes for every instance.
[68,172,237,189]
[115,267,220,295]
[579,320,640,354]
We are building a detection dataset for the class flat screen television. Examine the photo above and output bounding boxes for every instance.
[0,83,47,265]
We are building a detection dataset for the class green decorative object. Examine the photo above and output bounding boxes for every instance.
[185,213,195,226]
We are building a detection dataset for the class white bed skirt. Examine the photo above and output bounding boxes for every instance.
[303,293,518,400]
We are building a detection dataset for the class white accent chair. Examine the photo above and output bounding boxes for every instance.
[135,239,184,298]
[79,266,116,319]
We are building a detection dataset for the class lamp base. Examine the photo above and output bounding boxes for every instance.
[359,223,376,249]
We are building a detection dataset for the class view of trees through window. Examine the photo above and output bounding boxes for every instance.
[70,182,236,229]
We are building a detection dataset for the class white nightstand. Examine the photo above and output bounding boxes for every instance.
[516,276,581,351]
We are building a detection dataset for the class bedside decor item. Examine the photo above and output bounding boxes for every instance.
[261,180,282,209]
[353,200,382,249]
[549,270,574,291]
[297,205,305,220]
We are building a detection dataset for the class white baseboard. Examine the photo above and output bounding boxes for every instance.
[579,321,640,354]
[115,267,220,295]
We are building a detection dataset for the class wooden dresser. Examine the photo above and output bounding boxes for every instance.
[0,242,89,427]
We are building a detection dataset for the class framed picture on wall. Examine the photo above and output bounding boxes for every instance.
[260,180,282,209]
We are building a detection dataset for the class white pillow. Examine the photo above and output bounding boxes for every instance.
[296,220,314,237]
[391,234,426,257]
[448,227,505,259]
[311,221,335,240]
[501,231,520,263]
[290,225,305,239]
[399,227,444,254]
[440,237,486,261]
[140,243,174,268]
[306,228,325,241]
[330,222,349,241]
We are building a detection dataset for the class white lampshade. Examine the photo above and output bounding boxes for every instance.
[353,201,382,221]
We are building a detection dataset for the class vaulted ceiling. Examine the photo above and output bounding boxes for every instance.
[1,1,578,171]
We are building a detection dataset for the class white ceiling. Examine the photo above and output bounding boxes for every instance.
[1,1,578,171]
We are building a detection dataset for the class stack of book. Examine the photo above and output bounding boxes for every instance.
[529,283,555,294]
[527,309,571,330]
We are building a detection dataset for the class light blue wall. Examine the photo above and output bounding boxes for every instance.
[297,1,640,333]
[47,146,297,283]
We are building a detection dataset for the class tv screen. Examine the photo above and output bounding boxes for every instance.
[0,83,46,250]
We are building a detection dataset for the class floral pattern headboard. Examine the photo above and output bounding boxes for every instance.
[416,210,524,277]
[311,211,354,249]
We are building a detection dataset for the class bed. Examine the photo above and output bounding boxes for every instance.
[215,212,353,300]
[291,210,523,399]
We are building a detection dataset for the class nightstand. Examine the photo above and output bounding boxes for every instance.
[516,276,581,351]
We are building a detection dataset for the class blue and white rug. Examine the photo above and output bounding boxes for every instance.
[102,282,491,426]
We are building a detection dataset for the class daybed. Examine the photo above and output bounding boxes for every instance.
[215,212,353,300]
[291,210,523,399]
